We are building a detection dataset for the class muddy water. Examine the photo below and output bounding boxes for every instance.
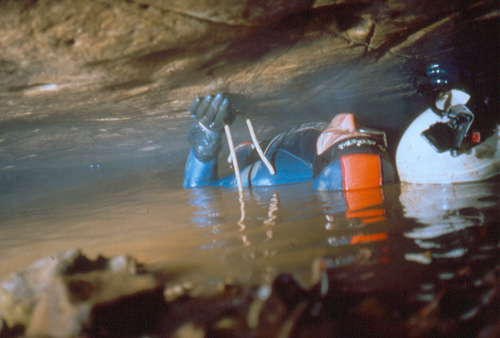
[0,12,499,296]
[1,114,499,297]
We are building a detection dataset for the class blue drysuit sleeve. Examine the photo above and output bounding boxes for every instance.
[183,148,219,188]
[183,146,253,188]
[183,146,313,188]
[183,125,320,188]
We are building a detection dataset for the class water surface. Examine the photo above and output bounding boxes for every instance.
[2,143,499,301]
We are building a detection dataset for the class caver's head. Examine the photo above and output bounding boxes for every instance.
[313,113,396,191]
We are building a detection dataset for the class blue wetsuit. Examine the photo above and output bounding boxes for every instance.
[183,122,397,190]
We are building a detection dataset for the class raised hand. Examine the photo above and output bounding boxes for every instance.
[187,93,233,162]
[189,93,232,132]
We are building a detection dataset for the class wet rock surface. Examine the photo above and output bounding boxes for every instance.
[0,0,498,140]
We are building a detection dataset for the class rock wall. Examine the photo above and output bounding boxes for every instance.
[0,0,498,141]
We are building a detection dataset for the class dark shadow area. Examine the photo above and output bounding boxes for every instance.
[102,79,154,92]
[129,47,187,68]
[200,2,372,71]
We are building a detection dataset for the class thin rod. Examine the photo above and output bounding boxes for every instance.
[224,124,244,192]
[245,118,276,175]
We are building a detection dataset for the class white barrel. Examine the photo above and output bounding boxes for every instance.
[396,109,500,184]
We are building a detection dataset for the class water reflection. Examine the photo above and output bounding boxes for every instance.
[187,183,392,285]
[1,166,499,303]
[392,181,500,315]
[400,182,498,265]
[317,188,388,246]
[185,178,500,295]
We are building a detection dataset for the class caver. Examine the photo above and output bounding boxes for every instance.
[183,93,397,191]
[396,62,500,184]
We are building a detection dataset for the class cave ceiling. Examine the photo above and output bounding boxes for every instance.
[0,0,498,140]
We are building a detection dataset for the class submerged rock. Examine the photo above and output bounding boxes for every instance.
[2,250,500,337]
[0,250,161,338]
[0,250,82,329]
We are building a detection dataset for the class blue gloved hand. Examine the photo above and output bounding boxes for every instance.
[187,93,233,162]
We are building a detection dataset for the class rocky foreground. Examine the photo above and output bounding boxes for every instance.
[1,249,500,338]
